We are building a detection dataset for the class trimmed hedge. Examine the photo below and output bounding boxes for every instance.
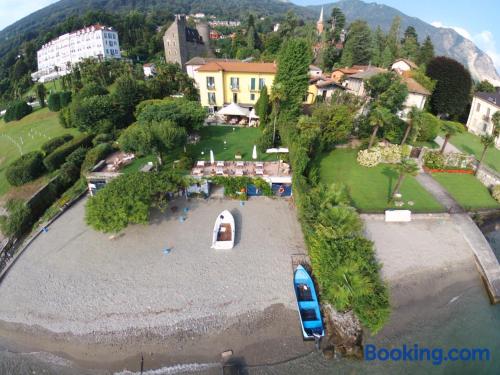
[41,134,74,155]
[60,91,72,108]
[48,92,61,112]
[43,134,93,172]
[81,143,113,173]
[4,100,32,122]
[5,151,46,186]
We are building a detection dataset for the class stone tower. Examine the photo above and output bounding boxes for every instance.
[317,7,324,35]
[163,15,211,71]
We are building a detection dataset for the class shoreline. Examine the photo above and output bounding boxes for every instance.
[0,303,314,373]
[0,261,481,373]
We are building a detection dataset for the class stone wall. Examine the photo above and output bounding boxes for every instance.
[476,165,500,189]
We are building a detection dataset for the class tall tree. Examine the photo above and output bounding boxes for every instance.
[255,85,270,125]
[426,56,472,118]
[279,10,298,39]
[340,20,372,66]
[475,80,496,93]
[401,106,424,145]
[386,16,401,58]
[368,105,392,148]
[417,36,435,66]
[401,27,419,62]
[476,112,500,174]
[439,120,464,154]
[36,83,47,108]
[390,159,419,201]
[329,7,346,42]
[274,38,311,116]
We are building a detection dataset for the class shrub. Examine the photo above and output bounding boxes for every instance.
[41,134,74,155]
[92,133,113,146]
[380,144,402,164]
[58,147,87,186]
[417,113,441,141]
[4,100,32,122]
[43,134,93,172]
[81,143,113,173]
[423,151,445,169]
[47,92,61,111]
[491,185,500,203]
[357,147,382,167]
[0,199,32,238]
[5,151,45,186]
[58,107,73,128]
[60,91,72,108]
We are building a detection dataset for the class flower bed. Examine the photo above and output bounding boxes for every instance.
[423,167,474,174]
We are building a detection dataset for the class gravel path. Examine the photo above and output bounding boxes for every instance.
[0,197,306,336]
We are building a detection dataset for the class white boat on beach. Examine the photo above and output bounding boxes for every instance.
[211,210,235,249]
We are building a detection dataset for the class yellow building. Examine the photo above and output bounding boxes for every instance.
[194,60,319,112]
[194,61,277,112]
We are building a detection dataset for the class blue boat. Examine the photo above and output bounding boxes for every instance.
[294,265,325,340]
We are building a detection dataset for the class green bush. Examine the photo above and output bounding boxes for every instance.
[4,100,32,122]
[211,176,273,199]
[0,199,32,238]
[417,113,441,142]
[43,134,93,172]
[60,91,72,108]
[58,147,87,186]
[47,92,61,112]
[5,151,45,186]
[92,133,113,146]
[81,143,113,173]
[423,151,445,169]
[58,107,72,128]
[41,134,74,155]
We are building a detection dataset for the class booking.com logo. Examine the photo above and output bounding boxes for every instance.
[365,344,491,365]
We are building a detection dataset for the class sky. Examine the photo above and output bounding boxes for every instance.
[0,0,499,70]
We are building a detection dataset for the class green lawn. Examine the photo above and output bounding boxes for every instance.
[448,131,500,172]
[0,108,81,198]
[432,173,500,210]
[318,149,444,213]
[187,126,273,162]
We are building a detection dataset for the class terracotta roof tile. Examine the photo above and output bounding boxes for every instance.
[403,76,431,96]
[196,61,277,74]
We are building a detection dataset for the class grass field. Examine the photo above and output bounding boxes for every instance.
[448,131,500,172]
[318,148,444,213]
[432,173,500,210]
[187,126,273,162]
[0,108,81,199]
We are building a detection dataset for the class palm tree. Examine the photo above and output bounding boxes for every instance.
[368,105,392,149]
[390,158,419,201]
[475,114,499,175]
[439,120,464,154]
[400,107,423,145]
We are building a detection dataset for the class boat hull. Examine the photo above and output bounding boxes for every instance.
[211,210,235,249]
[294,265,324,339]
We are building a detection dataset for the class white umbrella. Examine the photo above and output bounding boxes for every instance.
[252,145,257,160]
[210,150,215,165]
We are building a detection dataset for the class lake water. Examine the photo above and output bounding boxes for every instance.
[1,229,499,375]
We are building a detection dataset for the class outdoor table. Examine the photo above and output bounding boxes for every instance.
[255,162,264,168]
[216,161,225,167]
[236,161,244,167]
[196,161,205,167]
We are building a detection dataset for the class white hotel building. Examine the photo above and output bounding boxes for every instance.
[32,24,121,82]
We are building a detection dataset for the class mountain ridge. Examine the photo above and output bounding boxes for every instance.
[308,0,500,84]
[0,0,498,84]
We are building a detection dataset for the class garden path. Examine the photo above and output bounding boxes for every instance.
[415,173,464,213]
[434,136,462,154]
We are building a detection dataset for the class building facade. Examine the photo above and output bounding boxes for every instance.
[466,90,500,148]
[163,15,212,70]
[33,24,120,81]
[194,61,276,111]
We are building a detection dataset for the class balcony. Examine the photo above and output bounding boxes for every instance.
[206,84,216,90]
[230,85,239,92]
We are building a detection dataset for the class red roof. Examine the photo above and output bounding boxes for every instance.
[196,61,277,74]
